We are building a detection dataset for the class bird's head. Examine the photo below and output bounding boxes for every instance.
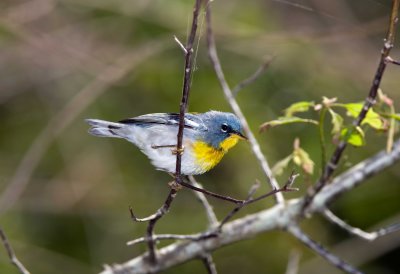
[201,111,247,151]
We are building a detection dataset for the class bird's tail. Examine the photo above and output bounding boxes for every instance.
[85,119,127,138]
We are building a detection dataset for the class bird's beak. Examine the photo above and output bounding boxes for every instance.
[232,131,248,141]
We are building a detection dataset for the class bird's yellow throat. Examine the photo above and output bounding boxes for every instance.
[193,135,241,172]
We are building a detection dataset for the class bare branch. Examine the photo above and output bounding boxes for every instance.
[205,1,284,204]
[288,225,362,274]
[303,0,400,209]
[0,227,30,274]
[322,209,400,241]
[232,56,275,96]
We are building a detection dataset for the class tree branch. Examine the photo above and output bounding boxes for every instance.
[99,138,400,274]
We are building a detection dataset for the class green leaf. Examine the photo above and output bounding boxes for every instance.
[341,102,364,117]
[259,116,318,132]
[341,103,384,130]
[284,101,315,117]
[340,126,365,147]
[293,147,314,175]
[272,155,293,176]
[328,109,343,134]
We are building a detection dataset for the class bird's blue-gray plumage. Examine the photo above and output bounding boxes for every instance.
[85,111,245,175]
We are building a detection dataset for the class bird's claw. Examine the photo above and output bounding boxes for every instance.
[172,146,185,155]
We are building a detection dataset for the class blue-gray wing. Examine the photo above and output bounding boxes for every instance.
[118,113,207,131]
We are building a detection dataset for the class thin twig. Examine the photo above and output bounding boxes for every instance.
[386,55,400,65]
[205,1,284,204]
[303,0,400,210]
[288,225,363,274]
[188,176,219,227]
[322,208,400,241]
[179,180,244,204]
[201,253,218,274]
[0,227,30,274]
[173,35,187,54]
[232,56,275,96]
[285,249,301,274]
[144,0,203,264]
[145,188,179,264]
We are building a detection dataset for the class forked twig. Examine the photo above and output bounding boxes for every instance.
[219,172,299,230]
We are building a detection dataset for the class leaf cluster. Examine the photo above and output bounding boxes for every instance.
[261,91,400,176]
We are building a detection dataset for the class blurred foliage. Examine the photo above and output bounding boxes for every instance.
[0,0,400,273]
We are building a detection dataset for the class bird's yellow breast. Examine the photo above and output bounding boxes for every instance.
[192,135,240,173]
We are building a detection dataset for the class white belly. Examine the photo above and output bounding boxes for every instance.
[123,125,204,175]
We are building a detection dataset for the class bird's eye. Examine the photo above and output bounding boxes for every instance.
[221,123,229,132]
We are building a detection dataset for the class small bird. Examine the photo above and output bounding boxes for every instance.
[86,111,246,175]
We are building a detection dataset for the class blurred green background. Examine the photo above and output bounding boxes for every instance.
[1,0,400,273]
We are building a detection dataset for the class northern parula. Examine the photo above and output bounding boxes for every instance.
[86,111,246,175]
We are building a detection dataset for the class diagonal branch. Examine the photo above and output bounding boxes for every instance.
[205,1,284,204]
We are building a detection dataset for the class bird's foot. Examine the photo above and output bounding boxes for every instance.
[171,146,185,155]
[168,180,182,191]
